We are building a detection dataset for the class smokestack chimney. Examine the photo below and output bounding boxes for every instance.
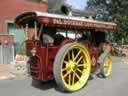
[61,5,72,16]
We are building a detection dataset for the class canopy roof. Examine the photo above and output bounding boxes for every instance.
[15,11,117,30]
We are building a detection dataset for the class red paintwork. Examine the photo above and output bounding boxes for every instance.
[36,46,59,80]
[25,40,35,49]
[26,40,60,81]
[89,48,99,72]
[37,17,53,25]
[20,12,115,81]
[25,40,112,81]
[27,39,112,81]
[36,47,47,80]
[47,47,59,79]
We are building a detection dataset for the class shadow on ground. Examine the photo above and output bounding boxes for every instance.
[31,74,96,93]
[31,80,55,90]
[31,79,66,93]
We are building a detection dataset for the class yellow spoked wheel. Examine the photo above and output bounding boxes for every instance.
[53,43,91,92]
[102,54,112,77]
[98,53,112,78]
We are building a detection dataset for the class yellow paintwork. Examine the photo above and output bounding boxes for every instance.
[103,54,112,77]
[60,44,91,91]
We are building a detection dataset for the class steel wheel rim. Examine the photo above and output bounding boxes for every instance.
[60,45,91,91]
[103,55,112,77]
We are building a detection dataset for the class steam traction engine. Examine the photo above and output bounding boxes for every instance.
[15,11,117,92]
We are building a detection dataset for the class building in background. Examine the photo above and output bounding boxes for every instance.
[0,0,48,49]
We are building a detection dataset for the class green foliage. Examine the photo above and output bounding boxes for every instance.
[125,37,128,43]
[114,16,128,44]
[86,0,128,44]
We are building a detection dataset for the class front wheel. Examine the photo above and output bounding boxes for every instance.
[53,43,91,92]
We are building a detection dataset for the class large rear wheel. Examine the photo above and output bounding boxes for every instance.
[53,43,91,92]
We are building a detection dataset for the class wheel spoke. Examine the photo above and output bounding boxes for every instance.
[77,64,87,69]
[72,50,75,61]
[105,58,109,64]
[77,64,84,67]
[104,66,109,68]
[68,74,71,85]
[68,52,70,61]
[74,50,82,61]
[63,71,70,78]
[64,60,69,65]
[75,72,80,79]
[72,72,75,85]
[105,61,109,64]
[62,67,68,72]
[104,64,109,68]
[77,68,83,74]
[108,60,111,64]
[76,56,83,64]
[75,72,81,83]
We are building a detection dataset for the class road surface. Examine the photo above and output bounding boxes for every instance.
[0,57,128,96]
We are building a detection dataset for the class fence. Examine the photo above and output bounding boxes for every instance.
[0,44,14,64]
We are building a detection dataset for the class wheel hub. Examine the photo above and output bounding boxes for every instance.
[69,61,77,71]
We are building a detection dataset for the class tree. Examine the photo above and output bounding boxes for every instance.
[86,0,128,44]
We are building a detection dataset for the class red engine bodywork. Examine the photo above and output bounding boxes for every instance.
[26,40,60,81]
[14,11,115,81]
[26,40,100,81]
